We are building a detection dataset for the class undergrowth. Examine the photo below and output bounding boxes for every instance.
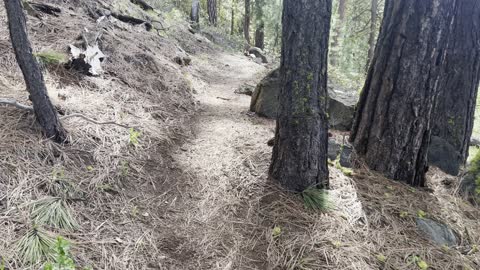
[301,187,333,211]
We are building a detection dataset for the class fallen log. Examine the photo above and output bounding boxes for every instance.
[130,0,154,11]
[28,2,61,16]
[110,12,152,31]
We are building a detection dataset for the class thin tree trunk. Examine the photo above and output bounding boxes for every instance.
[430,0,480,175]
[270,0,332,191]
[190,0,200,24]
[4,0,67,143]
[254,23,264,50]
[330,0,347,66]
[254,0,264,50]
[230,0,235,35]
[350,0,457,186]
[365,0,378,72]
[244,0,251,44]
[207,0,217,25]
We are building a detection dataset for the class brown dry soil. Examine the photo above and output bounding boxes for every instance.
[0,1,480,270]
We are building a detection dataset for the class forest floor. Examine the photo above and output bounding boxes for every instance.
[0,1,479,270]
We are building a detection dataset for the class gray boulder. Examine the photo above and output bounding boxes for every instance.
[250,68,359,131]
[428,136,462,176]
[250,69,281,118]
[416,218,457,247]
[327,139,353,168]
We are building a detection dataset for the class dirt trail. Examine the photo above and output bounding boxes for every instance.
[170,53,274,269]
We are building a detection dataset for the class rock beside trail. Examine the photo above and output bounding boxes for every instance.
[250,68,359,131]
[416,218,457,247]
[428,136,462,176]
[327,138,353,168]
[250,69,281,118]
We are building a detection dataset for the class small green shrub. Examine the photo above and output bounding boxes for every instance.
[128,128,141,146]
[43,237,75,270]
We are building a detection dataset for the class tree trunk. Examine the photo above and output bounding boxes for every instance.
[4,0,67,143]
[350,0,457,186]
[365,0,378,72]
[269,0,332,192]
[207,0,217,25]
[330,0,347,66]
[254,23,264,50]
[244,0,251,44]
[430,0,480,175]
[230,0,235,35]
[190,0,200,24]
[254,0,264,50]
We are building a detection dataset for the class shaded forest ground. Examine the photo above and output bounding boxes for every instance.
[0,1,479,269]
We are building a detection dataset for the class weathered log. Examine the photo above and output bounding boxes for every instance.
[130,0,154,11]
[248,47,267,63]
[110,12,152,31]
[28,1,61,16]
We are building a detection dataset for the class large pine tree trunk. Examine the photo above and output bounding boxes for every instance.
[207,0,217,25]
[330,0,347,66]
[4,0,67,143]
[350,0,457,186]
[244,0,251,44]
[365,0,378,72]
[269,0,332,192]
[430,0,480,175]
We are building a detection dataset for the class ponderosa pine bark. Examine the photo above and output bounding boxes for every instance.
[430,0,480,175]
[244,0,251,44]
[4,0,67,143]
[350,0,457,186]
[207,0,217,25]
[269,0,332,191]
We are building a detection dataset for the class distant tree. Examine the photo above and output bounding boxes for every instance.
[430,0,480,175]
[254,0,265,49]
[270,0,332,191]
[4,0,67,143]
[350,0,458,186]
[230,0,236,35]
[190,0,200,24]
[365,0,378,71]
[244,0,251,44]
[207,0,217,25]
[330,0,347,66]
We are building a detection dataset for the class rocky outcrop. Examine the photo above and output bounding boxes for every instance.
[250,68,359,131]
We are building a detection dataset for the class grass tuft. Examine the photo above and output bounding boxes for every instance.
[34,51,67,66]
[17,227,56,265]
[31,197,78,231]
[301,187,333,211]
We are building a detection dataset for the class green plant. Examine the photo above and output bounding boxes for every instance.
[416,210,427,219]
[31,197,78,231]
[128,128,141,146]
[17,227,56,264]
[120,161,129,177]
[301,188,333,211]
[43,237,75,270]
[408,255,429,270]
[34,51,67,66]
[272,226,282,239]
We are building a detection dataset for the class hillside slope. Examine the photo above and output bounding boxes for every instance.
[0,1,479,270]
